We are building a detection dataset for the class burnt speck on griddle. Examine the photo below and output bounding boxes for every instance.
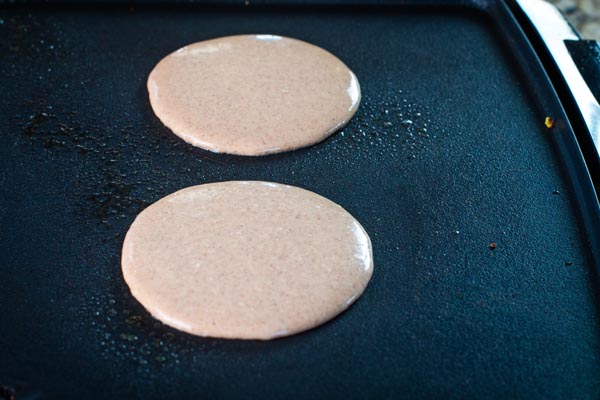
[0,384,16,400]
[163,332,175,342]
[552,190,560,195]
[383,121,392,128]
[0,382,42,400]
[126,315,143,327]
[489,242,497,250]
[565,261,573,266]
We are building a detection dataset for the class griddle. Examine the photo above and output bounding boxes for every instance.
[1,0,600,398]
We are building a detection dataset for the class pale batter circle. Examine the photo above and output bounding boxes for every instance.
[121,181,373,340]
[147,35,361,156]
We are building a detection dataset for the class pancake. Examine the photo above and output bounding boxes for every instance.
[147,35,361,155]
[121,181,373,340]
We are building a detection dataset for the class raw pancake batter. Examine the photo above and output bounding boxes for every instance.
[121,181,373,340]
[147,35,361,155]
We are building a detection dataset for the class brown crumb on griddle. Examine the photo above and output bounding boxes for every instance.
[0,384,16,400]
[489,242,497,250]
[544,116,555,129]
[163,332,176,342]
[126,315,143,327]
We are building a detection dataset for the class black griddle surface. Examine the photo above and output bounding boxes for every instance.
[1,3,599,399]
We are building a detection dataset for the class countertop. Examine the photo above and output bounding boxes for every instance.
[548,0,600,40]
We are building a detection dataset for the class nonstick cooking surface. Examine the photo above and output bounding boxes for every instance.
[1,2,599,399]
